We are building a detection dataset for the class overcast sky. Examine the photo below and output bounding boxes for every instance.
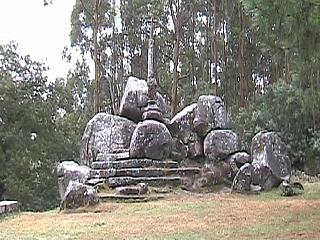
[0,0,76,80]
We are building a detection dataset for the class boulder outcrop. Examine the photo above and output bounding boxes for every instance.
[231,163,254,192]
[204,129,240,162]
[80,113,136,165]
[57,161,91,199]
[193,95,226,137]
[119,77,166,123]
[129,120,172,160]
[251,131,291,189]
[60,181,99,209]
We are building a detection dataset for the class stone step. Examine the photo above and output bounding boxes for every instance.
[91,159,179,170]
[98,193,165,202]
[90,167,200,179]
[96,151,130,161]
[115,184,148,195]
[108,176,183,188]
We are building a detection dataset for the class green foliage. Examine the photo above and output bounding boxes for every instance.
[233,81,320,171]
[0,43,82,210]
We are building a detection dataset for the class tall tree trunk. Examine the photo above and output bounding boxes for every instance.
[171,29,180,116]
[285,50,290,84]
[170,0,182,117]
[238,3,246,107]
[275,62,279,83]
[213,0,218,95]
[93,0,101,114]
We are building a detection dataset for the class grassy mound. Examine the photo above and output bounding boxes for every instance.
[1,182,320,240]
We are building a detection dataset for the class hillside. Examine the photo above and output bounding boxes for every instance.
[1,182,320,240]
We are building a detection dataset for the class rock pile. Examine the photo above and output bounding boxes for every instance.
[57,76,293,208]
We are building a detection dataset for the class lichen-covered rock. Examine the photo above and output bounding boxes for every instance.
[115,183,148,195]
[232,163,254,192]
[60,181,99,209]
[170,138,188,161]
[251,165,280,190]
[193,95,226,137]
[169,103,198,144]
[251,131,291,189]
[204,129,240,162]
[129,120,173,160]
[80,112,136,166]
[228,152,251,168]
[57,161,91,199]
[187,138,204,159]
[119,77,166,123]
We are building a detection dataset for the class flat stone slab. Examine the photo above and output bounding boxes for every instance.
[0,201,18,214]
[99,194,165,202]
[115,184,148,195]
[91,159,179,170]
[108,176,183,188]
[96,151,130,161]
[90,167,200,178]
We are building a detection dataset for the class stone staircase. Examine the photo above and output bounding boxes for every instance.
[86,153,200,202]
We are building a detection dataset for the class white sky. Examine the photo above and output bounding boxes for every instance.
[0,0,76,80]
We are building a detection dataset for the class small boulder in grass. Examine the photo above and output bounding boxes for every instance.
[0,201,19,214]
[280,181,304,197]
[60,181,99,210]
[116,183,148,195]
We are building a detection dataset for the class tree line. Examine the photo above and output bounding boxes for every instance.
[0,0,319,210]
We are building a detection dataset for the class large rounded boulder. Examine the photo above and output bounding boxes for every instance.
[193,95,226,137]
[119,77,166,123]
[80,113,136,166]
[204,129,240,162]
[251,131,291,189]
[60,181,99,209]
[57,161,91,200]
[169,103,197,144]
[129,120,173,160]
[169,103,204,159]
[232,163,254,192]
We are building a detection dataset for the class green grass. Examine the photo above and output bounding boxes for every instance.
[1,182,320,240]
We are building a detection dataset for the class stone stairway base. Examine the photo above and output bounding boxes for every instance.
[98,193,165,203]
[90,167,200,178]
[91,159,179,170]
[108,176,183,188]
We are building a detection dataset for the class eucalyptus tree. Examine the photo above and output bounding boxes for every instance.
[70,0,114,113]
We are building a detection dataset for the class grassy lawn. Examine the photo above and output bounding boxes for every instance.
[1,183,320,240]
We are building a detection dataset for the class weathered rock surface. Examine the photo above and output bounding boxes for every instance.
[170,138,188,161]
[115,183,148,195]
[187,138,204,159]
[231,163,254,192]
[91,159,179,170]
[57,161,91,199]
[204,129,240,162]
[169,103,198,144]
[129,120,173,160]
[169,104,204,159]
[228,152,251,168]
[60,181,99,209]
[80,112,136,166]
[119,77,166,123]
[108,176,182,188]
[90,167,200,178]
[251,131,291,189]
[193,95,226,137]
